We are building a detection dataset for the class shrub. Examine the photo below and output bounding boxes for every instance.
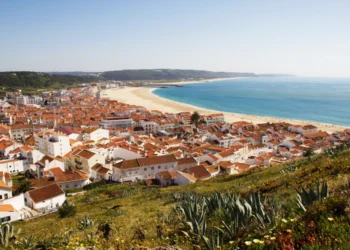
[58,201,76,218]
[83,180,107,190]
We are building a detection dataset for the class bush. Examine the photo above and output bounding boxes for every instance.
[58,201,76,218]
[83,180,107,190]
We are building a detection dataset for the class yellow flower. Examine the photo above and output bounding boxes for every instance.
[328,217,334,222]
[121,239,124,244]
[253,239,260,243]
[258,240,264,245]
[264,235,270,239]
[270,236,276,241]
[287,229,292,233]
[80,243,84,247]
[229,241,234,244]
[245,241,252,246]
[290,218,295,222]
[282,218,288,223]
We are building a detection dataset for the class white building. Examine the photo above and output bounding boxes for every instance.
[112,154,178,182]
[100,116,133,129]
[0,204,20,223]
[83,127,109,142]
[0,159,25,174]
[0,181,12,201]
[203,113,225,125]
[24,183,66,211]
[34,131,71,157]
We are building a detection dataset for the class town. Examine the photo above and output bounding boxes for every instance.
[0,83,349,223]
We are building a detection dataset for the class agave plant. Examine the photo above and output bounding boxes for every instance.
[78,215,94,230]
[202,229,224,250]
[174,196,208,237]
[0,222,21,247]
[15,235,36,250]
[296,180,329,211]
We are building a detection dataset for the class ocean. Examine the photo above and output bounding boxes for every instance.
[153,77,350,126]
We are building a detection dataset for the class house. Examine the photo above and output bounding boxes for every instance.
[0,171,12,187]
[203,114,225,125]
[218,161,238,175]
[0,159,25,174]
[55,171,90,190]
[0,204,20,223]
[24,183,66,211]
[177,157,198,171]
[174,171,197,186]
[112,154,178,182]
[83,127,109,142]
[187,165,211,180]
[0,181,12,201]
[91,163,112,180]
[34,131,72,157]
[70,149,105,175]
[155,170,177,187]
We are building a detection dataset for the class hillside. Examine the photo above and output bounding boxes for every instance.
[101,69,257,81]
[9,145,350,249]
[0,72,97,94]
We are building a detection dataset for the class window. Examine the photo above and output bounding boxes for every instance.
[4,194,8,199]
[151,167,154,170]
[0,216,10,223]
[158,166,161,169]
[144,168,147,171]
[0,195,2,199]
[24,198,27,202]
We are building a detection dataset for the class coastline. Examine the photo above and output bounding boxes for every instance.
[102,79,348,133]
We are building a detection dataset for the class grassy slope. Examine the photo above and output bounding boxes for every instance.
[14,149,350,249]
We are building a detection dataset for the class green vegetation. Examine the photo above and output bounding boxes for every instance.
[101,69,257,81]
[58,201,77,218]
[0,72,96,95]
[7,146,350,249]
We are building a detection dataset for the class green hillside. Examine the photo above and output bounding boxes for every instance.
[7,145,350,249]
[0,72,97,94]
[101,69,257,81]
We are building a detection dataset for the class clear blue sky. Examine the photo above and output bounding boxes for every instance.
[1,0,350,76]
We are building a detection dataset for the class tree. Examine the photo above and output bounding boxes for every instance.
[190,111,201,131]
[303,148,314,161]
[14,180,34,195]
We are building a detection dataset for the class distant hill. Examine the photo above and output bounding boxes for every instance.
[101,69,257,81]
[0,71,97,94]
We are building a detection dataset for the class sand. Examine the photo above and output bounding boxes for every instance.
[102,79,348,133]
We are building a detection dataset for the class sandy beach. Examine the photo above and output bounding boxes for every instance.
[102,79,348,133]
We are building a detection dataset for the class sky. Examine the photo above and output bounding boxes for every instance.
[1,0,350,77]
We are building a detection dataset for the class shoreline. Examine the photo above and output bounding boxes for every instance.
[102,80,348,133]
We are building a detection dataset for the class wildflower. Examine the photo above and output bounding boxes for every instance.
[270,236,276,241]
[290,218,295,222]
[253,239,260,243]
[121,239,124,244]
[328,217,334,222]
[116,238,119,242]
[80,243,84,247]
[229,241,234,244]
[282,218,288,223]
[264,235,270,239]
[245,241,252,246]
[286,229,292,233]
[258,240,264,245]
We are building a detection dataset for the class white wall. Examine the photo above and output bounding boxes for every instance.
[0,194,25,210]
[0,211,20,223]
[24,193,66,211]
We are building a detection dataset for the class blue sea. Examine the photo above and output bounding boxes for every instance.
[153,77,350,126]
